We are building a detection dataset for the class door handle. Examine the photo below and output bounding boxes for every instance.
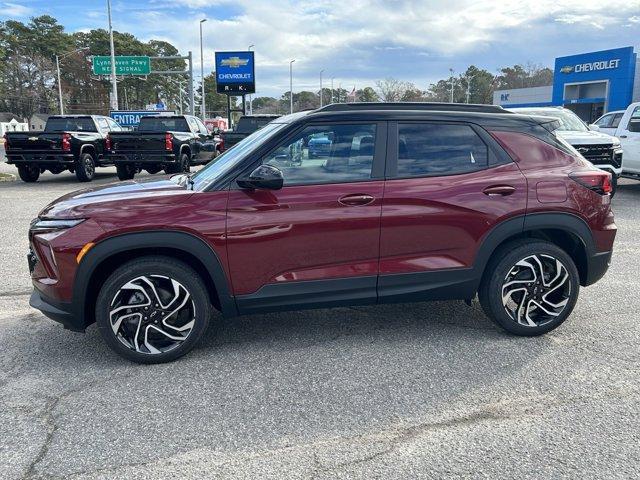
[619,135,628,138]
[338,193,375,206]
[483,185,516,196]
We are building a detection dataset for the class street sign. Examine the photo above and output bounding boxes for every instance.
[215,51,255,94]
[93,56,151,76]
[110,110,174,128]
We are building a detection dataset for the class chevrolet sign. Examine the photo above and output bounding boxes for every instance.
[215,51,255,94]
[221,57,249,68]
[561,59,620,74]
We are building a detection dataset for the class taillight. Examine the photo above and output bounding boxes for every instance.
[165,133,173,151]
[61,133,71,152]
[105,134,112,151]
[569,171,612,195]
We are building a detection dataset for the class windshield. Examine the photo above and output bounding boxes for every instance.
[45,117,96,132]
[516,109,588,132]
[189,122,287,191]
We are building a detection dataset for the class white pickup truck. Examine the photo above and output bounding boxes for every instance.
[510,106,623,193]
[593,102,640,180]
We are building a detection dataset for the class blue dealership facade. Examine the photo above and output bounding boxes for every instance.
[494,46,639,122]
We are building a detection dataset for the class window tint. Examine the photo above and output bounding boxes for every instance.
[45,117,97,132]
[262,124,376,186]
[138,117,190,132]
[610,113,623,128]
[397,123,488,177]
[595,114,612,127]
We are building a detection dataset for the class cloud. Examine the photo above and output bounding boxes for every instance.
[1,1,34,17]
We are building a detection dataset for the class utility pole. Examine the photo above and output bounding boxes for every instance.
[199,19,207,120]
[319,69,324,107]
[248,44,254,114]
[449,68,455,103]
[188,51,194,115]
[331,77,334,103]
[107,0,118,110]
[289,59,295,114]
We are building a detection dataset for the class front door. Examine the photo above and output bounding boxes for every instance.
[226,122,386,314]
[378,121,528,303]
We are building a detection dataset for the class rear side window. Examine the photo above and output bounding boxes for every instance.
[138,117,190,132]
[397,123,488,177]
[45,117,97,132]
[611,113,623,128]
[594,114,612,128]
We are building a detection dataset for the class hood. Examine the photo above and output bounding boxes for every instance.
[40,176,193,219]
[555,130,619,145]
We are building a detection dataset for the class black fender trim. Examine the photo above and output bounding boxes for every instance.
[522,212,595,255]
[72,230,237,329]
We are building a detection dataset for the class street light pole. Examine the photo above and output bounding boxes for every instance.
[56,55,64,115]
[289,59,295,114]
[330,77,334,103]
[449,68,455,103]
[248,44,254,115]
[319,69,324,107]
[107,0,118,110]
[199,19,207,120]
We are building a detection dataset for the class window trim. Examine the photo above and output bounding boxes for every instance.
[229,120,388,189]
[385,120,509,180]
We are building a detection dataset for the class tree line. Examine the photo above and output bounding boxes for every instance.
[1,15,553,121]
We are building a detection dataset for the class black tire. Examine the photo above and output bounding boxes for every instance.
[478,240,580,336]
[17,164,40,182]
[116,164,136,181]
[75,152,96,182]
[95,256,212,364]
[164,153,189,174]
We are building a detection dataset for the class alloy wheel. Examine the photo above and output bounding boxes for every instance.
[109,275,196,354]
[501,254,572,327]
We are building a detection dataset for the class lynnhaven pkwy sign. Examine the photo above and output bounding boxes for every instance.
[92,56,151,76]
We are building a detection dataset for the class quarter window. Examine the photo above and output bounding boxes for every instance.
[261,124,377,186]
[397,123,488,177]
[610,113,623,129]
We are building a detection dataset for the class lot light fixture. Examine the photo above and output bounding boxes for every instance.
[289,60,295,114]
[200,19,207,120]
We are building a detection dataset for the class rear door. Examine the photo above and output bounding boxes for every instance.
[226,121,387,313]
[378,121,527,303]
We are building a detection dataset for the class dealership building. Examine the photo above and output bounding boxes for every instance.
[493,46,640,122]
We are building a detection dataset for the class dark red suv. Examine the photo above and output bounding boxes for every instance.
[28,103,616,363]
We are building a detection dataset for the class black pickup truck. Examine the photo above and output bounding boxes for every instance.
[221,114,280,151]
[4,115,122,182]
[106,115,218,180]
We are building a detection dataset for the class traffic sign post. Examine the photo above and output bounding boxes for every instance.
[92,56,151,76]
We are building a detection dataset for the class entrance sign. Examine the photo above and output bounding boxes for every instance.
[110,110,174,128]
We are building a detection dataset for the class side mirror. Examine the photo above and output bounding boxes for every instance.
[237,164,284,190]
[588,124,600,132]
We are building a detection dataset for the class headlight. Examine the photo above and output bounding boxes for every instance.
[30,218,85,233]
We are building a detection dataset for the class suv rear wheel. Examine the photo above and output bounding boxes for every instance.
[95,256,212,363]
[17,164,40,182]
[75,152,96,182]
[479,240,579,336]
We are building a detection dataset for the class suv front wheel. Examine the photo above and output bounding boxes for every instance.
[479,240,580,336]
[96,256,211,363]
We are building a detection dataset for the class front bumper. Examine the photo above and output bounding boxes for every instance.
[29,289,83,332]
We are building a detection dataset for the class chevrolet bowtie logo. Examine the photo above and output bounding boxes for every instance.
[221,57,249,68]
[560,65,574,74]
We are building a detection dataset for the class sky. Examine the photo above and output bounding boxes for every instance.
[2,0,640,98]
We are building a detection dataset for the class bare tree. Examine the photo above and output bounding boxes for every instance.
[375,78,411,102]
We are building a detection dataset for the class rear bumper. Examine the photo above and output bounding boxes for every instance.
[29,289,84,332]
[6,153,75,164]
[109,152,176,164]
[584,250,612,286]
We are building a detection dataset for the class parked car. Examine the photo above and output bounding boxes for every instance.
[4,115,122,183]
[106,114,218,180]
[221,114,280,151]
[509,107,623,194]
[593,102,640,181]
[28,102,616,363]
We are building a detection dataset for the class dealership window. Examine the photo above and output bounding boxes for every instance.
[397,123,488,177]
[261,124,377,185]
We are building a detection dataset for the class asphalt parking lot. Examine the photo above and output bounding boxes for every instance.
[0,147,639,479]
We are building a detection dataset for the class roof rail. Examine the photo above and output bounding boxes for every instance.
[316,102,509,114]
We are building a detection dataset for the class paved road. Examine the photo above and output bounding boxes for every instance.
[1,154,639,478]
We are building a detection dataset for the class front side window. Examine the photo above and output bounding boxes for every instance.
[595,114,612,128]
[397,123,488,177]
[610,113,623,128]
[261,124,377,186]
